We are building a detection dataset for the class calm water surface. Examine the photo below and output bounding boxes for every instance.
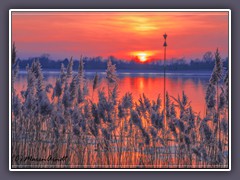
[14,71,210,116]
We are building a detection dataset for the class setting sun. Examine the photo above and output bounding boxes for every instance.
[131,51,156,63]
[138,52,148,62]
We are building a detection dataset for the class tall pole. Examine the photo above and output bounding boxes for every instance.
[163,33,167,129]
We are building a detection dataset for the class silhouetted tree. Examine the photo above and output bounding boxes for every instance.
[12,42,17,65]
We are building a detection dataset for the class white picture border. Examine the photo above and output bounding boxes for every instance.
[9,9,231,171]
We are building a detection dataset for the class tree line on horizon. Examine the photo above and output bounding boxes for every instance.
[15,51,229,71]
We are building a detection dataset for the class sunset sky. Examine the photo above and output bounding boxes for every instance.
[12,11,229,61]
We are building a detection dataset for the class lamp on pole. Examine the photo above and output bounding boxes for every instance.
[163,33,167,129]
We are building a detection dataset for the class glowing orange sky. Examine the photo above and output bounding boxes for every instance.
[12,11,229,60]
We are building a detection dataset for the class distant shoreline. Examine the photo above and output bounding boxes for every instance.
[18,69,212,76]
